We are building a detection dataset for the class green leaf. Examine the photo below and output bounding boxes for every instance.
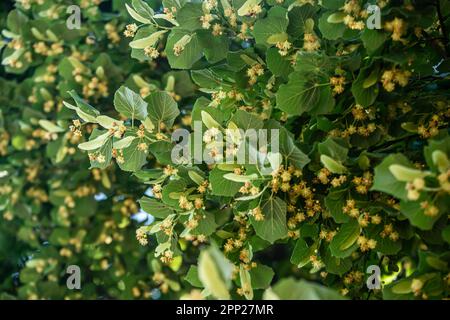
[146,91,180,127]
[197,31,229,64]
[139,197,175,219]
[324,188,350,223]
[230,109,263,130]
[249,264,274,289]
[388,164,429,182]
[198,246,233,300]
[237,0,262,16]
[318,12,346,40]
[287,4,318,39]
[114,86,148,121]
[291,238,315,268]
[132,0,155,21]
[318,137,348,162]
[442,225,450,244]
[176,3,203,31]
[320,155,347,174]
[264,278,345,300]
[277,72,335,116]
[250,196,287,244]
[266,47,293,78]
[166,29,202,69]
[399,195,441,230]
[239,264,253,300]
[129,30,167,49]
[126,3,152,24]
[329,219,360,258]
[113,136,136,149]
[38,120,65,133]
[116,138,148,172]
[223,173,258,183]
[371,154,412,201]
[185,265,203,287]
[253,7,289,46]
[361,29,387,54]
[209,168,242,197]
[79,132,111,151]
[351,66,380,107]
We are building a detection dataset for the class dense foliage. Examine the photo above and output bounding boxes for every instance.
[1,0,450,300]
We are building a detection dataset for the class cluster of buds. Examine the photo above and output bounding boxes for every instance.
[120,198,139,215]
[124,24,138,38]
[405,177,425,200]
[173,43,185,56]
[276,40,292,56]
[438,169,450,193]
[317,168,331,184]
[163,165,179,176]
[144,46,160,59]
[88,152,106,164]
[239,181,260,196]
[380,223,399,241]
[357,235,377,252]
[178,195,193,210]
[340,123,377,138]
[384,17,407,42]
[342,0,367,30]
[381,67,412,92]
[309,255,324,269]
[183,234,207,246]
[418,115,441,139]
[69,119,83,137]
[200,13,214,29]
[342,199,360,218]
[352,172,373,194]
[224,7,237,27]
[420,201,439,217]
[330,76,346,95]
[343,270,365,285]
[246,63,264,85]
[319,229,337,242]
[303,33,320,51]
[152,184,162,199]
[136,226,149,245]
[248,206,264,221]
[212,23,223,36]
[105,23,120,44]
[82,76,109,100]
[330,175,347,188]
[352,104,369,121]
[33,42,64,56]
[0,131,10,156]
[163,6,177,20]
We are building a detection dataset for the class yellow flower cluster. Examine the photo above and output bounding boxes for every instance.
[380,223,399,241]
[420,201,439,217]
[341,0,368,30]
[418,115,441,139]
[124,24,138,38]
[352,172,373,194]
[105,23,121,44]
[303,33,320,51]
[276,40,292,56]
[384,18,407,42]
[330,76,346,95]
[33,41,64,56]
[246,63,264,85]
[357,235,377,252]
[381,67,412,92]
